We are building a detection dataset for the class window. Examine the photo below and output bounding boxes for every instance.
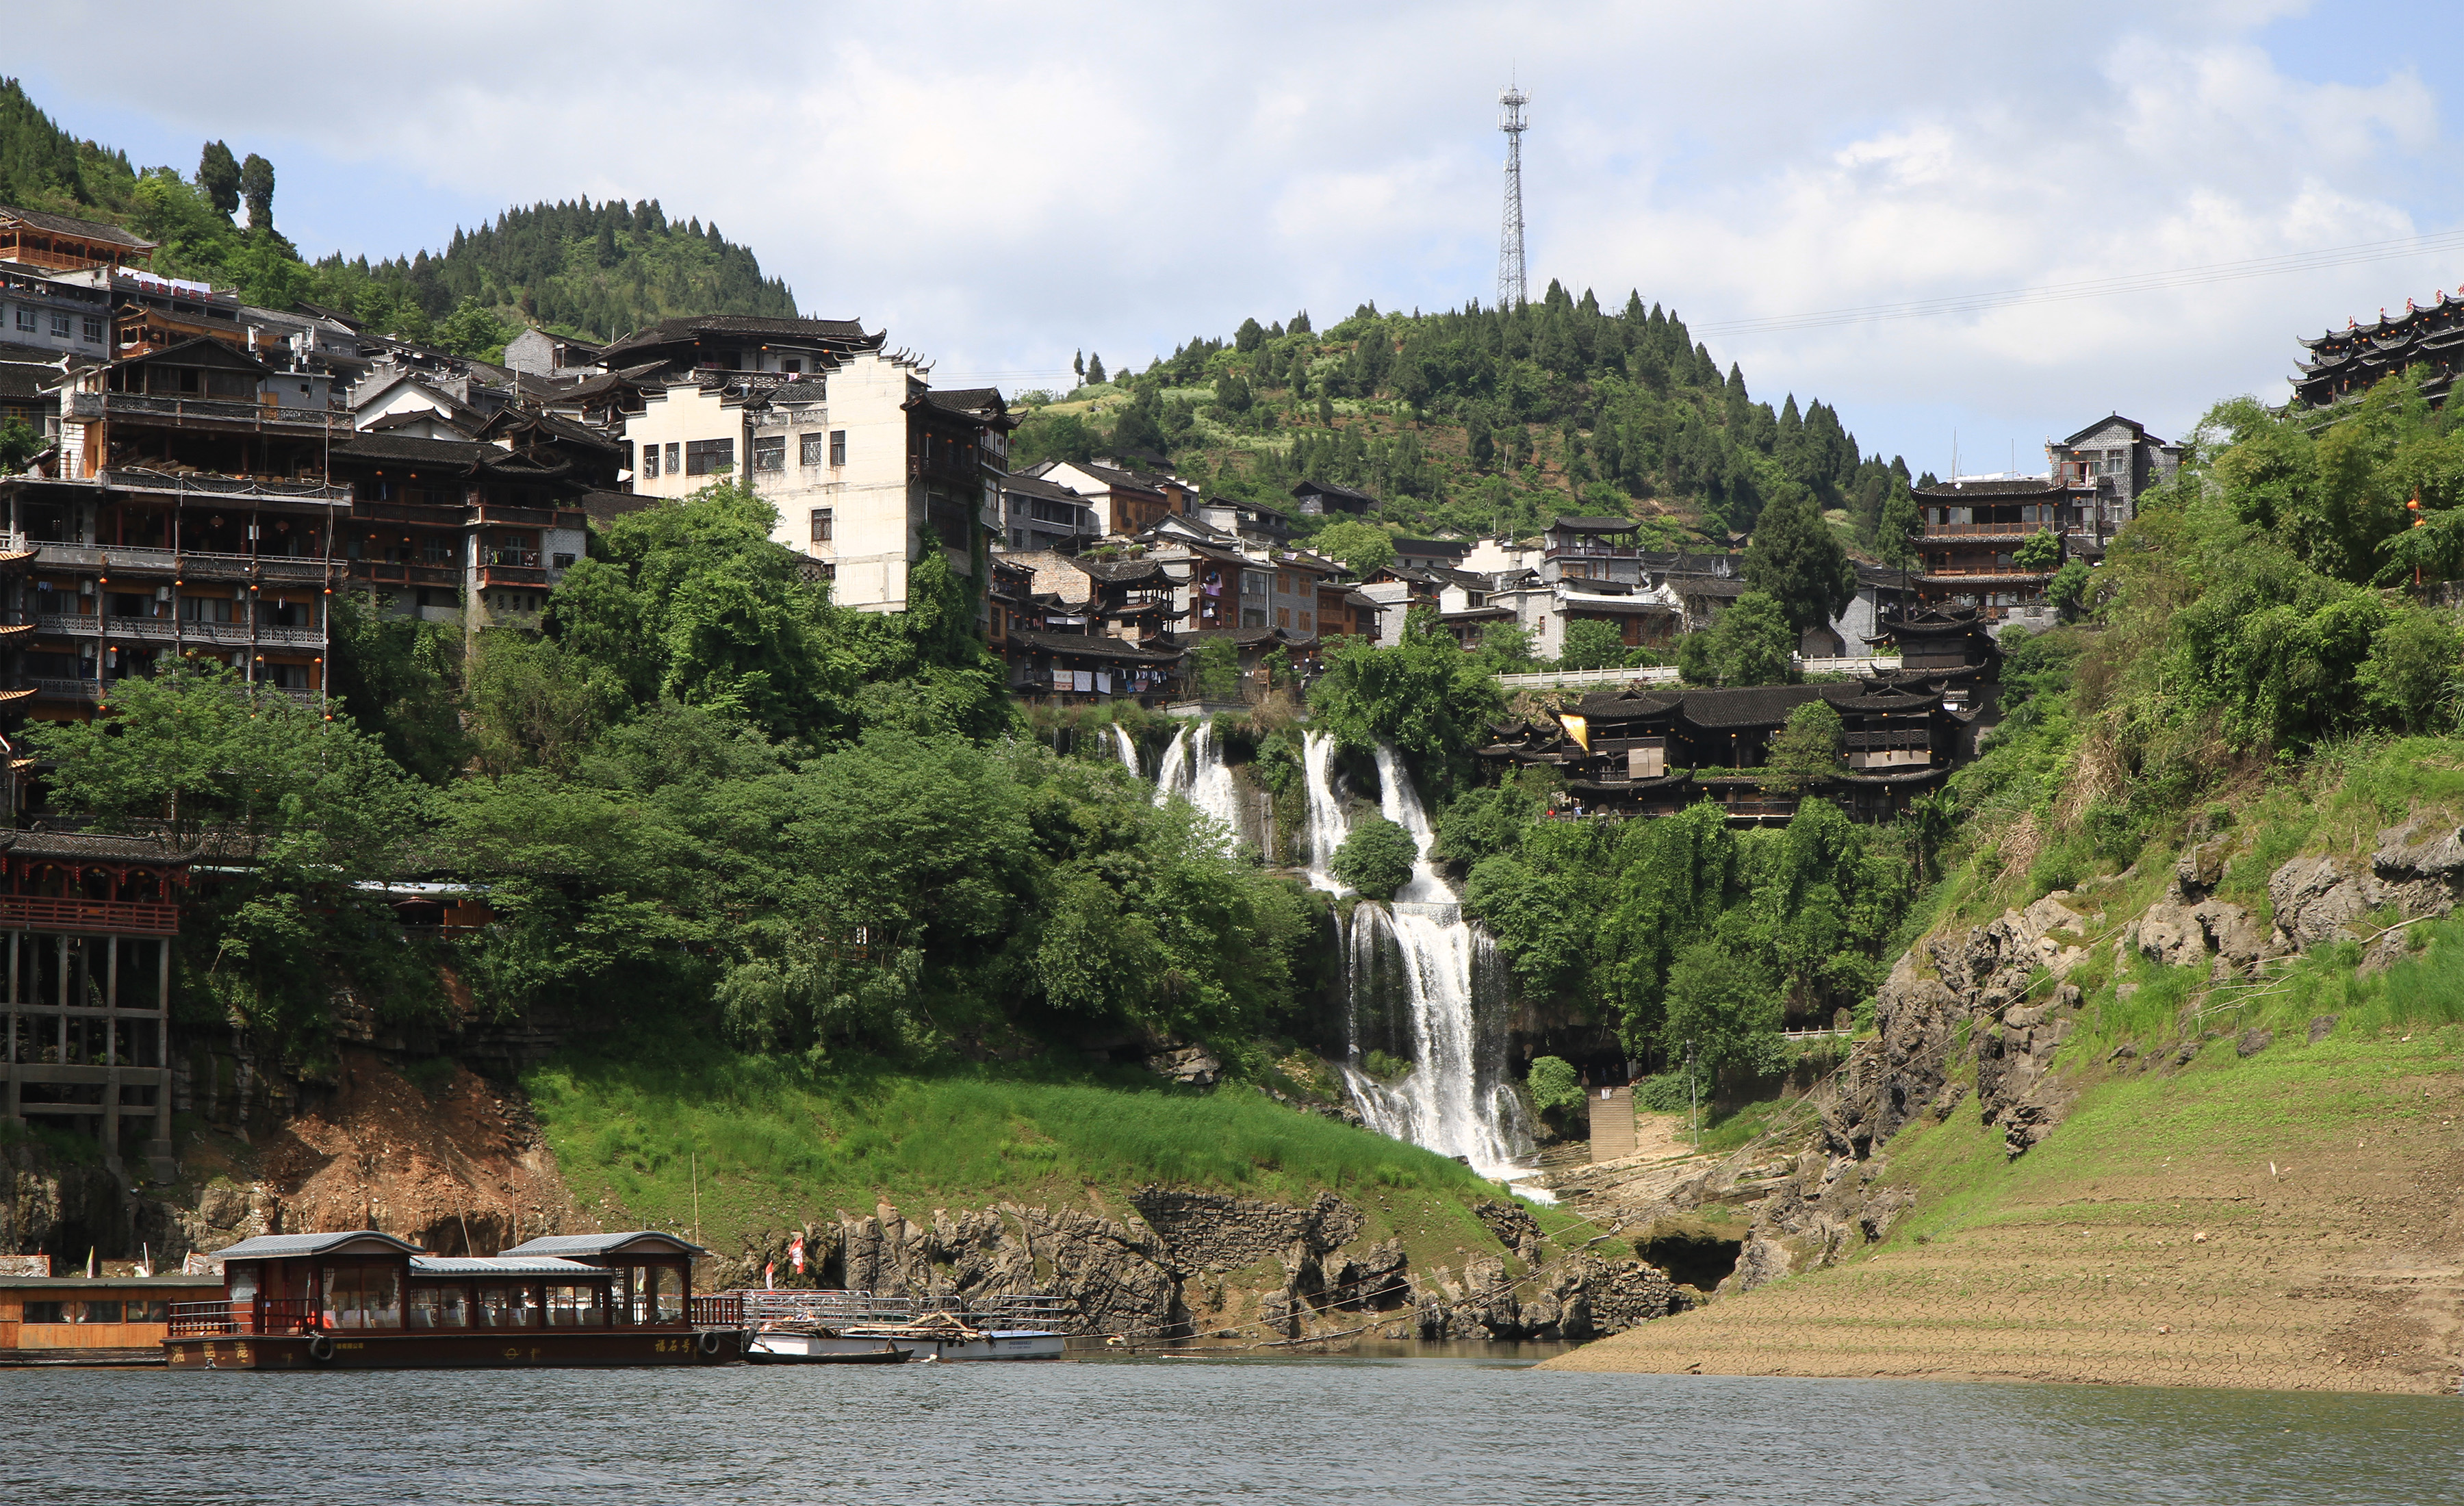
[641,446,659,479]
[800,431,825,466]
[809,507,833,544]
[552,552,576,570]
[50,311,70,339]
[545,1284,604,1327]
[476,1285,536,1328]
[409,1286,470,1329]
[13,307,32,333]
[1299,611,1312,630]
[320,1264,403,1330]
[752,433,785,471]
[1276,607,1290,628]
[665,442,680,474]
[685,437,734,476]
[422,535,456,565]
[1242,608,1267,628]
[780,358,801,373]
[828,430,846,466]
[81,316,103,344]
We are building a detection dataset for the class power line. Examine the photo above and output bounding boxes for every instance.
[1693,227,2464,338]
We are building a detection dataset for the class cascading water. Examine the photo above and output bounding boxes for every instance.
[1110,724,1140,778]
[1152,721,1246,854]
[1298,730,1350,893]
[1304,737,1536,1184]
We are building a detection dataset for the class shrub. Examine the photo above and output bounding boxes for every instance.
[1524,1055,1584,1116]
[1333,817,1417,899]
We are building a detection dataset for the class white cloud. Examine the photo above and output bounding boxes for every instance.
[10,0,2456,459]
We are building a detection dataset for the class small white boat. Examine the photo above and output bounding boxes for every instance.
[839,1325,1066,1362]
[734,1290,1070,1364]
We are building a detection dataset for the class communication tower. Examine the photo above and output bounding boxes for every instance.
[1496,84,1530,309]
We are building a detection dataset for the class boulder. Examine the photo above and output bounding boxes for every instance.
[2235,1028,2274,1058]
[2307,1014,2339,1044]
[2269,855,2370,950]
[2174,837,2233,898]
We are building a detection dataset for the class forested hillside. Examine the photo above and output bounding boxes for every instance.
[0,78,795,355]
[1016,284,1923,552]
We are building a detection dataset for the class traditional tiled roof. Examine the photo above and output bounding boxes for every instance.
[209,1231,426,1260]
[0,828,198,865]
[1912,478,2067,498]
[0,204,155,251]
[498,1230,707,1259]
[600,315,877,365]
[1013,629,1183,663]
[1548,515,1641,534]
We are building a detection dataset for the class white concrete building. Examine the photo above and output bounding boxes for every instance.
[619,352,1009,613]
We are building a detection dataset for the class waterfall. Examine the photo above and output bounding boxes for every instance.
[1152,720,1244,854]
[1298,730,1350,893]
[1110,724,1140,777]
[1305,738,1535,1184]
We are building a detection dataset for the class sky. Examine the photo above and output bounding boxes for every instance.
[11,1,2461,476]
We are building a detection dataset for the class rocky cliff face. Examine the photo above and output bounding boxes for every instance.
[1686,819,2464,1300]
[723,1186,1682,1344]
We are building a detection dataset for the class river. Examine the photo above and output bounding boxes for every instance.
[9,1357,2458,1504]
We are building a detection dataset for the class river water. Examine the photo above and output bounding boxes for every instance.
[10,1358,2458,1505]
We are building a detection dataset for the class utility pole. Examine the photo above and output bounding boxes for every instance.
[1497,82,1530,310]
[1686,1038,1699,1153]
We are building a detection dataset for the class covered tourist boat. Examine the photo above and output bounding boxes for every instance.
[164,1230,747,1369]
[742,1290,1071,1363]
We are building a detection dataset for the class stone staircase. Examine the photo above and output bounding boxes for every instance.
[1587,1086,1636,1163]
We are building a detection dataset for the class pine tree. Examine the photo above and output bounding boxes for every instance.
[1743,486,1855,635]
[1086,353,1106,385]
[197,141,240,218]
[238,152,274,230]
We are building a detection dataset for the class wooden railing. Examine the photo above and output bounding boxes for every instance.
[166,1297,318,1337]
[689,1293,745,1329]
[0,895,180,936]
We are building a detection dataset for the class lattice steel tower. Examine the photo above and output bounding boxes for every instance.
[1496,84,1530,309]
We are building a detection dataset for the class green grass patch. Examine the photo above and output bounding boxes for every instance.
[526,1043,1589,1267]
[1878,1021,2461,1249]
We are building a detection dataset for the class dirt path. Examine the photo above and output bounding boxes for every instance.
[1546,1035,2464,1394]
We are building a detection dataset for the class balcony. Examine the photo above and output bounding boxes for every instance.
[474,505,555,528]
[355,561,461,589]
[0,894,179,937]
[68,391,349,435]
[1916,522,2053,539]
[97,468,351,503]
[1916,566,2055,584]
[27,677,101,703]
[26,542,342,583]
[355,500,468,528]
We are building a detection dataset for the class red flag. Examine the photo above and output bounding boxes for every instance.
[764,1261,775,1290]
[788,1235,805,1275]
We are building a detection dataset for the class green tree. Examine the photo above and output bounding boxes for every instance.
[2356,609,2463,733]
[2048,558,2092,621]
[1332,816,1417,899]
[1743,486,1854,635]
[2014,528,2060,572]
[1086,353,1107,385]
[1761,699,1842,791]
[1307,617,1504,799]
[23,661,433,1045]
[1875,481,1921,568]
[1558,619,1639,671]
[1192,637,1241,701]
[196,140,240,218]
[1233,317,1266,353]
[1313,519,1396,577]
[0,416,44,472]
[1660,939,1782,1080]
[1524,1054,1585,1129]
[238,151,274,230]
[435,296,512,360]
[1680,591,1796,687]
[1473,619,1541,673]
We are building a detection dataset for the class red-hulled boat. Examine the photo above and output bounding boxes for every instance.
[162,1229,747,1368]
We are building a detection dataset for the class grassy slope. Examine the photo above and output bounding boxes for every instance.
[525,1045,1601,1279]
[1548,737,2464,1390]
